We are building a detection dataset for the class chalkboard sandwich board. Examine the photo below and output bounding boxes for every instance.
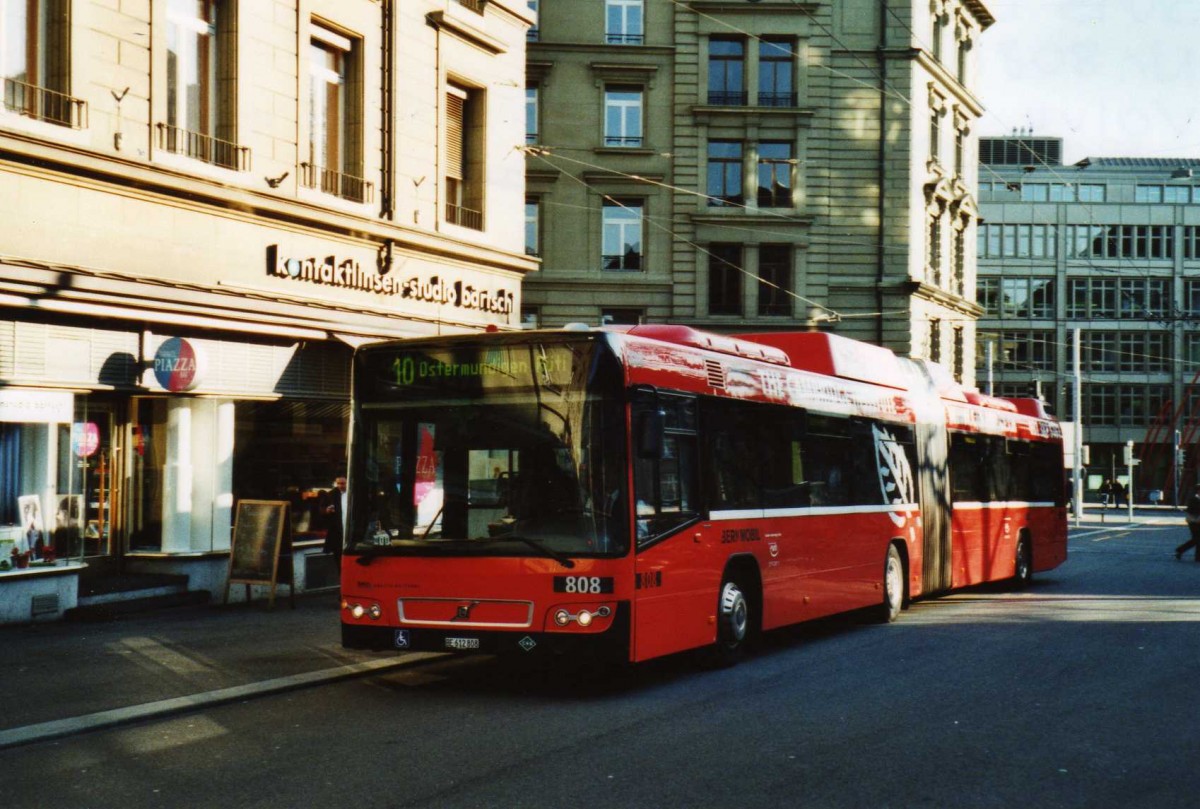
[226,499,295,609]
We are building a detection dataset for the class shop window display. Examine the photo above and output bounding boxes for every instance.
[0,393,87,572]
[233,400,349,544]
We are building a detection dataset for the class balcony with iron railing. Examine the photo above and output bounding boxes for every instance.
[606,33,644,45]
[707,90,748,106]
[2,78,87,128]
[454,0,485,13]
[603,135,643,148]
[156,123,251,171]
[757,91,798,108]
[446,202,483,230]
[602,251,642,271]
[300,162,374,204]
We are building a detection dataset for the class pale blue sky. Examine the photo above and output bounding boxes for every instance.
[976,0,1200,164]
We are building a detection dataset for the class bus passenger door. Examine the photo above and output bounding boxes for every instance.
[633,523,723,662]
[629,392,715,661]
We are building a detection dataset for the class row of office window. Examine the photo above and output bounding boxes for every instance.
[977,277,1056,318]
[978,276,1179,320]
[1,1,491,229]
[978,182,1106,203]
[977,224,1059,259]
[1074,386,1168,427]
[977,224,1200,261]
[1065,225,1175,260]
[989,384,1173,428]
[980,182,1200,205]
[979,330,1171,373]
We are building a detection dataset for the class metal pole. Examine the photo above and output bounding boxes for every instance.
[1127,440,1135,523]
[1073,328,1084,525]
[1175,429,1182,509]
[986,341,994,396]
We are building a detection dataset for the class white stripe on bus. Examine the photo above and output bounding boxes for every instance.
[708,503,920,521]
[952,501,1056,510]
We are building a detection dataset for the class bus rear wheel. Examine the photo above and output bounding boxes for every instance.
[876,545,905,624]
[1014,537,1033,588]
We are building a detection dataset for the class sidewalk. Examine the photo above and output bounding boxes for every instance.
[0,591,435,750]
[1073,504,1187,527]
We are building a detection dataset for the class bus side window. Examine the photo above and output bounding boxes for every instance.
[633,394,698,544]
[761,407,809,508]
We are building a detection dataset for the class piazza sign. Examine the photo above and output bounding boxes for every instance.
[152,337,204,392]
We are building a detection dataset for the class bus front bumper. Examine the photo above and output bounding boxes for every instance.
[342,602,631,661]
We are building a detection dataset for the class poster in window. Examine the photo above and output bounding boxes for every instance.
[17,495,44,557]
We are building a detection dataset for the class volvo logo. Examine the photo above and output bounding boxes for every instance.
[451,601,480,622]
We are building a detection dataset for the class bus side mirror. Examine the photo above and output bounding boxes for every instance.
[637,410,666,459]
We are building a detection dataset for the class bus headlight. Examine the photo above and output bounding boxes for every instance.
[342,599,383,621]
[549,605,612,628]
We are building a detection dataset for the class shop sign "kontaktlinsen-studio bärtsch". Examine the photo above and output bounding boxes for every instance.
[267,245,515,315]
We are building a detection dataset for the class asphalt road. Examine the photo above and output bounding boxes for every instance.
[2,520,1198,809]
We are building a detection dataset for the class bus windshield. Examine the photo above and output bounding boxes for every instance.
[350,337,629,559]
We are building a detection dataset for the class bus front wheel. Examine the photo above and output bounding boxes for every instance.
[709,579,750,667]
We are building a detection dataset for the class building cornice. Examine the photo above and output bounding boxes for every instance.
[690,212,814,229]
[523,277,675,293]
[528,43,674,57]
[581,170,666,185]
[425,7,508,55]
[961,0,996,30]
[692,106,816,125]
[905,281,984,317]
[0,131,537,277]
[686,1,819,14]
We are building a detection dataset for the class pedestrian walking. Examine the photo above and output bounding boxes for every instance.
[324,474,347,564]
[1175,485,1200,561]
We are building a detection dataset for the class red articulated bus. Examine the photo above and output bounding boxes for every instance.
[340,324,1067,664]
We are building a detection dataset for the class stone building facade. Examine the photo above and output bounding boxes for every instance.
[522,0,992,383]
[0,0,534,621]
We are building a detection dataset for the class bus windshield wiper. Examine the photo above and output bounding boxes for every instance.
[485,534,575,569]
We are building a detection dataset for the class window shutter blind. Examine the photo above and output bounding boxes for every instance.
[445,92,465,180]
